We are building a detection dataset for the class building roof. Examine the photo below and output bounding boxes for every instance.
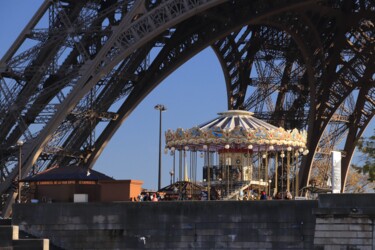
[22,165,114,182]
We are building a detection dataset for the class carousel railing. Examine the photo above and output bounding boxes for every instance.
[222,181,251,200]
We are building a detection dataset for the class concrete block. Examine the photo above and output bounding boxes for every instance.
[318,194,375,209]
[314,237,372,246]
[0,225,19,247]
[13,238,49,250]
[315,223,350,231]
[349,224,373,231]
[316,223,373,232]
[314,230,372,238]
[316,217,372,224]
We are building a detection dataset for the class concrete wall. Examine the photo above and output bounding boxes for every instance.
[12,200,317,249]
[313,194,375,250]
[11,194,375,250]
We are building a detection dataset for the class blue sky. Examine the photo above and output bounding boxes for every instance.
[1,1,373,190]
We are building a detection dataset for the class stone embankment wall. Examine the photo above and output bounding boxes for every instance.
[11,194,375,249]
[13,200,317,249]
[313,194,375,250]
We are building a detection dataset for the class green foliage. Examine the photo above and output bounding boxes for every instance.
[357,131,375,182]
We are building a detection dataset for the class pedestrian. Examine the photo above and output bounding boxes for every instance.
[152,195,158,202]
[260,191,267,200]
[285,191,293,200]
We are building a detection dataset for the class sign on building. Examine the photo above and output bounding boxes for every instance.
[331,151,341,193]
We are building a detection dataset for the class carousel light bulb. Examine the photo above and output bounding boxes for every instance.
[269,145,274,151]
[299,148,304,153]
[248,145,253,150]
[280,153,285,158]
[262,154,267,159]
[287,146,292,151]
[203,145,208,150]
[225,144,230,149]
[171,147,175,152]
[303,149,309,155]
[164,148,168,154]
[184,146,189,151]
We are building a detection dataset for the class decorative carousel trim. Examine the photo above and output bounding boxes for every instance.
[165,110,307,152]
[165,126,307,149]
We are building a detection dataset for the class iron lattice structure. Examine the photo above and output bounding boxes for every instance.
[0,0,374,216]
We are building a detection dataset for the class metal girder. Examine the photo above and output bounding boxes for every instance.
[82,0,321,169]
[341,85,374,192]
[1,0,237,217]
[298,2,375,189]
[1,0,374,217]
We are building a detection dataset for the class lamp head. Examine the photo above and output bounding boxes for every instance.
[154,104,167,111]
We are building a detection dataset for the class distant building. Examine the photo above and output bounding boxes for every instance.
[22,165,143,203]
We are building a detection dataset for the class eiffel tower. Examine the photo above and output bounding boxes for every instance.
[0,0,374,217]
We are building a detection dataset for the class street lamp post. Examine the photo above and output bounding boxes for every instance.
[258,178,263,199]
[17,140,24,203]
[268,179,272,197]
[154,104,166,191]
[169,170,174,185]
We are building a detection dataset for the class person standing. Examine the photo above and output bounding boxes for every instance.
[260,191,267,200]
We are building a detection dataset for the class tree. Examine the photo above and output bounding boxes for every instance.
[345,165,373,193]
[356,131,375,182]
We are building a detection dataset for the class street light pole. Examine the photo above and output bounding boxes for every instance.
[169,170,174,185]
[17,140,24,203]
[154,104,166,191]
[268,179,272,197]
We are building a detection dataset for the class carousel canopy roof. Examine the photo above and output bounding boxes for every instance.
[199,110,278,131]
[165,110,307,152]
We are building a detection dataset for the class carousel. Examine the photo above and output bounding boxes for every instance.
[164,110,308,200]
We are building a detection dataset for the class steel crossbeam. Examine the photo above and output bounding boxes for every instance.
[0,0,373,217]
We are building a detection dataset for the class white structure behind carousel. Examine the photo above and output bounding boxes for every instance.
[164,110,308,200]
